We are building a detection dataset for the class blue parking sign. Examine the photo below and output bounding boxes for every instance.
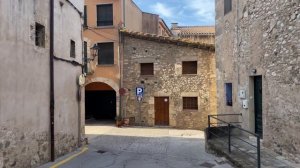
[136,87,144,97]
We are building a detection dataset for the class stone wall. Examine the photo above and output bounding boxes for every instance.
[215,0,300,162]
[121,35,216,130]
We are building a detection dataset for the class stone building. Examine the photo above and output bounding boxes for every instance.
[83,0,171,122]
[0,0,84,167]
[120,30,216,130]
[215,0,300,162]
[171,23,215,44]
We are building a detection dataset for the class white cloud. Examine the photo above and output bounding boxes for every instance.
[151,2,174,18]
[184,0,215,24]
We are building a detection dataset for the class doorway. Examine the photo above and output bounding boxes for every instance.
[85,82,116,123]
[155,97,169,126]
[254,76,263,138]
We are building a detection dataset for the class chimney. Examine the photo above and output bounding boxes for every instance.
[171,23,178,29]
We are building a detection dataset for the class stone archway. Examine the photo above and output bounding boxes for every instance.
[85,77,120,118]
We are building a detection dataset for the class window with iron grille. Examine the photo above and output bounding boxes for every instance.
[98,42,114,65]
[182,61,197,74]
[83,41,88,73]
[84,6,87,27]
[97,4,113,26]
[225,83,233,106]
[224,0,232,15]
[35,23,45,47]
[70,40,76,58]
[183,97,198,110]
[140,63,154,75]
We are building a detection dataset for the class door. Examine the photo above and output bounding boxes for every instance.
[155,97,169,126]
[254,76,263,138]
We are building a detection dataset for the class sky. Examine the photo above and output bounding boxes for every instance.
[133,0,215,28]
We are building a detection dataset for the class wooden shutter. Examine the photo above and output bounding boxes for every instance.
[140,63,154,75]
[183,97,198,110]
[182,61,197,74]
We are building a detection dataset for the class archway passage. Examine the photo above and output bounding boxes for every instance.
[85,82,116,121]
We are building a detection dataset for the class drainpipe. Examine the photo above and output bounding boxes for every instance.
[123,0,125,27]
[50,0,55,162]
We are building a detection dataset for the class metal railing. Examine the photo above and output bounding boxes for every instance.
[207,114,261,168]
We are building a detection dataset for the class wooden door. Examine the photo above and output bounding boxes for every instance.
[155,97,169,126]
[254,76,263,138]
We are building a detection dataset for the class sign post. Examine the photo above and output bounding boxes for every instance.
[136,87,144,125]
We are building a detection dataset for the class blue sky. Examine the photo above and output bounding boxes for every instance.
[133,0,215,28]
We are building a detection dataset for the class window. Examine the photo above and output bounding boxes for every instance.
[183,97,198,110]
[83,6,87,27]
[98,42,114,65]
[97,4,113,26]
[224,0,232,15]
[182,61,197,74]
[35,23,45,47]
[70,40,76,58]
[225,83,233,106]
[140,63,154,75]
[83,41,88,73]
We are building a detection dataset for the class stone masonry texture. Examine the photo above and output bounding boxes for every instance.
[215,0,300,163]
[121,35,217,130]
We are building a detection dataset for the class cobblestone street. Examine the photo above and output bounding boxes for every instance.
[51,122,232,168]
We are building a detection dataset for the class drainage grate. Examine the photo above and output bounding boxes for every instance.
[199,162,215,168]
[96,150,106,154]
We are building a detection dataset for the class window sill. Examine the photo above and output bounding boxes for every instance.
[140,75,154,77]
[96,64,115,67]
[95,25,115,29]
[183,109,198,112]
[182,74,198,76]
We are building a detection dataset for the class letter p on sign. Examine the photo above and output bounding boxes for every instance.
[136,87,144,97]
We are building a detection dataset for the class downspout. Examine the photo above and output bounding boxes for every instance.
[50,0,55,162]
[123,0,125,27]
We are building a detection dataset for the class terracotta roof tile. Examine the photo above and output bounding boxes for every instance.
[120,29,215,51]
[172,26,215,35]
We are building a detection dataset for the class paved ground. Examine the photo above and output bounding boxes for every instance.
[57,121,233,168]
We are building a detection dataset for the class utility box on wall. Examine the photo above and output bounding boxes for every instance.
[242,100,248,109]
[239,90,246,99]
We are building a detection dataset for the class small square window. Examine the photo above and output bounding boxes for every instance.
[182,61,197,74]
[70,40,75,58]
[224,0,232,15]
[35,23,45,47]
[183,97,198,110]
[225,83,233,106]
[140,63,154,75]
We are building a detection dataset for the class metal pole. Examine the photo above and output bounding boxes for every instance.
[257,136,261,168]
[228,124,231,153]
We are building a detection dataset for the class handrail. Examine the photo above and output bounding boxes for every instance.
[208,114,261,168]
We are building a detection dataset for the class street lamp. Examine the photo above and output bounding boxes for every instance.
[89,44,100,61]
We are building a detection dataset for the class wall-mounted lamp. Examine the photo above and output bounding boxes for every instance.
[89,44,100,61]
[251,69,257,74]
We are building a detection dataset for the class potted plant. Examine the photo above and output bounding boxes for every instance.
[115,116,123,127]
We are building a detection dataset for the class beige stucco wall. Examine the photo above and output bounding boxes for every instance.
[0,0,83,167]
[215,0,300,162]
[124,0,143,32]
